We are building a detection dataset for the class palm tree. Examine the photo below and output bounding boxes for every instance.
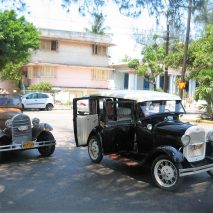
[85,12,108,35]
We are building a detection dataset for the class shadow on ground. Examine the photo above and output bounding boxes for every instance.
[0,147,212,212]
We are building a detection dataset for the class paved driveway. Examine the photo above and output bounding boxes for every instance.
[0,110,212,212]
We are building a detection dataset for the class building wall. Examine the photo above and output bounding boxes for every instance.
[31,40,109,67]
[112,64,196,99]
[0,80,19,93]
[29,65,111,89]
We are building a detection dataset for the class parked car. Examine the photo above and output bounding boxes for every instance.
[0,93,56,157]
[73,90,213,191]
[21,92,54,111]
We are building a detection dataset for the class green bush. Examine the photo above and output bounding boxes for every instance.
[28,82,53,92]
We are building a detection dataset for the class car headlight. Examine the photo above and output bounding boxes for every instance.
[181,134,191,146]
[32,118,40,127]
[207,130,213,142]
[5,119,12,128]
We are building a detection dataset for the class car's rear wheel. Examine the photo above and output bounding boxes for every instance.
[207,170,213,177]
[88,135,103,163]
[151,155,183,191]
[46,103,53,111]
[37,132,55,157]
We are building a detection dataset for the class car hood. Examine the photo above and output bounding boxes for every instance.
[154,121,193,136]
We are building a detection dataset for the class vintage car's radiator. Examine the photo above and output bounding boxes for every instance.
[12,114,32,144]
[183,126,206,162]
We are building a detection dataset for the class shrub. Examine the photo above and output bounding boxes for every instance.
[28,82,53,92]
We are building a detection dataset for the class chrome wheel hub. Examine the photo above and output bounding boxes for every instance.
[89,139,99,160]
[154,159,178,188]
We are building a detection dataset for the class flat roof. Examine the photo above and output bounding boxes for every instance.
[90,90,181,102]
[39,28,115,46]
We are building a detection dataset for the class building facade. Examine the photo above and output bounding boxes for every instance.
[23,28,114,101]
[111,63,196,99]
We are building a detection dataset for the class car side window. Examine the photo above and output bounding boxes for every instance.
[89,99,97,115]
[29,93,38,99]
[103,99,133,123]
[43,94,48,98]
[37,93,48,99]
[106,99,114,120]
[117,101,132,121]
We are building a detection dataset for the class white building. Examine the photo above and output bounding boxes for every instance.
[111,63,196,99]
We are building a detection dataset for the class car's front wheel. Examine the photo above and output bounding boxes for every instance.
[88,135,103,163]
[37,132,55,157]
[46,103,53,111]
[151,155,183,191]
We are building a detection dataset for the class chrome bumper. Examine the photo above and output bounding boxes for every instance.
[0,140,56,152]
[179,159,213,177]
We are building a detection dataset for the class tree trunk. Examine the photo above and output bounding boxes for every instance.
[154,83,157,91]
[180,0,192,99]
[163,12,170,93]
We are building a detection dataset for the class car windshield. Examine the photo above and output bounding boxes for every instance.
[0,95,22,108]
[140,100,185,117]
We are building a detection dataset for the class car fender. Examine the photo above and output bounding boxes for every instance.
[151,146,184,163]
[87,127,103,145]
[0,131,7,139]
[32,123,53,139]
[0,130,11,145]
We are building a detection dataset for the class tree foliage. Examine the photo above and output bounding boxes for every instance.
[166,24,213,73]
[28,82,53,92]
[0,10,40,80]
[166,24,213,119]
[0,0,27,12]
[194,70,213,120]
[194,0,213,26]
[128,43,165,91]
[85,12,109,34]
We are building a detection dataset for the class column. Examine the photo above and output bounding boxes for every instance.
[128,72,135,90]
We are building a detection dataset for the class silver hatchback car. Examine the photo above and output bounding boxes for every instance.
[21,92,54,111]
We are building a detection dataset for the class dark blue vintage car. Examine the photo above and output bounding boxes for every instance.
[73,90,213,191]
[0,94,55,156]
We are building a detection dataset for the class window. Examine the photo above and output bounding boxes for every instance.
[27,93,38,99]
[92,44,107,55]
[40,39,58,51]
[38,93,48,99]
[117,101,132,121]
[27,66,56,79]
[91,69,111,81]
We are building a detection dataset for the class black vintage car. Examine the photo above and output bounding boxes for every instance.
[0,93,56,157]
[73,90,213,191]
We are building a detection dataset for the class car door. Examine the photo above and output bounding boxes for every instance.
[37,93,48,108]
[135,102,159,154]
[73,97,99,147]
[101,100,135,154]
[24,93,39,109]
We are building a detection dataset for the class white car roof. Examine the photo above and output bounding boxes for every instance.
[90,90,181,102]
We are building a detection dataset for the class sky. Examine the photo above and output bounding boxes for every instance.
[19,0,157,63]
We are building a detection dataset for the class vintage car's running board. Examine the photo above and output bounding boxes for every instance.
[106,153,144,166]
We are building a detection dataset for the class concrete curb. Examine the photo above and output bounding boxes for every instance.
[181,119,213,124]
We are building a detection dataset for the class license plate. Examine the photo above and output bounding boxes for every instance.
[23,141,34,149]
[192,144,202,150]
[190,144,203,157]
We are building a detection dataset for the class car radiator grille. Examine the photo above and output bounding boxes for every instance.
[12,114,32,144]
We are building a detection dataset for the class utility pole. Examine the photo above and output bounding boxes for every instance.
[180,0,192,98]
[163,12,170,92]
